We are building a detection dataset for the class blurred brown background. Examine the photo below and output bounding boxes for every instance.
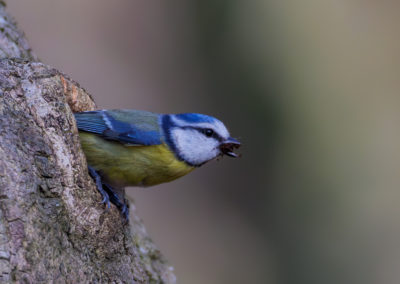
[7,1,400,283]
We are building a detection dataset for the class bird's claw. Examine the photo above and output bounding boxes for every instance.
[103,183,129,221]
[88,166,111,209]
[120,203,129,221]
[100,195,111,210]
[88,166,129,220]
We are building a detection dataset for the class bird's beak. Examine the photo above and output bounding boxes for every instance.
[220,137,241,158]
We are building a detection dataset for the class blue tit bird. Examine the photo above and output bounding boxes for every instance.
[74,109,241,218]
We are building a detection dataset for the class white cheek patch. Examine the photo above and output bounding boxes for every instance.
[171,128,220,166]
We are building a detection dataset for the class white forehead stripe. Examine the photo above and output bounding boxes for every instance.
[171,115,230,139]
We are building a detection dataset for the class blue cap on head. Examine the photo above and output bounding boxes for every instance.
[174,113,217,124]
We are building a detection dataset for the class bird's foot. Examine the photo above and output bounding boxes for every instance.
[87,167,129,221]
[88,166,110,209]
[103,183,130,221]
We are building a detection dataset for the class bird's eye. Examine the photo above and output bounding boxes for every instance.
[204,128,214,137]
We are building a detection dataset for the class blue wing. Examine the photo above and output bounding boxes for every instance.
[74,110,162,146]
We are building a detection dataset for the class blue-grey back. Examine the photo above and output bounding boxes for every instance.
[74,109,162,146]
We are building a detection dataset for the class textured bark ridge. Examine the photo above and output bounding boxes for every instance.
[0,3,175,283]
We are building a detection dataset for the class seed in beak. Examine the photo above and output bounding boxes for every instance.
[220,138,241,158]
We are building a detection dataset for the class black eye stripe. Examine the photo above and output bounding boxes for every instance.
[199,128,223,142]
[181,126,224,142]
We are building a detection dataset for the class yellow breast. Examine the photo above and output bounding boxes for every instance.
[78,132,194,187]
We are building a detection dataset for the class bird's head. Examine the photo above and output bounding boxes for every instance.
[162,113,241,167]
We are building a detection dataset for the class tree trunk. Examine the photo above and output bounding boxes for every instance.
[0,3,175,283]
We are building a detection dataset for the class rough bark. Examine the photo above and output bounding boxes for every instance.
[0,3,175,283]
